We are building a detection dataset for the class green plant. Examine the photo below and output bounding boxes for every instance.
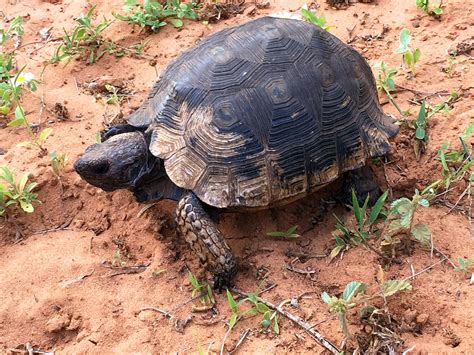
[331,190,388,260]
[8,100,52,153]
[373,61,406,116]
[416,0,443,16]
[0,166,40,216]
[321,279,411,339]
[1,17,38,116]
[104,84,121,105]
[427,91,458,119]
[50,6,114,64]
[386,189,433,248]
[50,6,144,65]
[49,151,69,177]
[226,289,280,334]
[396,29,421,75]
[427,124,474,191]
[267,225,300,239]
[188,271,215,310]
[114,0,199,31]
[454,257,473,274]
[111,249,124,266]
[301,8,334,31]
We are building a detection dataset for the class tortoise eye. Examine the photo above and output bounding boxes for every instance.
[93,161,110,175]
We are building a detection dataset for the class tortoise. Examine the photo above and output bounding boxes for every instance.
[74,16,398,289]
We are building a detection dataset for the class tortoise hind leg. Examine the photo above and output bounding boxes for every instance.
[176,192,236,290]
[341,165,381,206]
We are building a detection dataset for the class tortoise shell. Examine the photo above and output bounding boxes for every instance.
[127,17,398,209]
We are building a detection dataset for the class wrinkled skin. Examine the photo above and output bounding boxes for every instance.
[74,132,157,192]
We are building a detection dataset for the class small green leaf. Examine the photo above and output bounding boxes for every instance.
[416,126,426,140]
[368,190,388,225]
[273,314,280,334]
[8,117,26,127]
[267,225,300,238]
[329,244,344,260]
[418,198,429,207]
[256,302,270,314]
[19,200,34,213]
[342,281,366,302]
[381,279,412,297]
[226,289,237,313]
[431,6,443,15]
[261,318,270,329]
[229,312,238,330]
[404,52,413,67]
[411,223,431,246]
[168,18,183,28]
[351,190,363,227]
[39,127,53,142]
[321,292,331,304]
[413,48,421,63]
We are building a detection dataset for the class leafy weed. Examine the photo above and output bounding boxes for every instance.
[331,190,388,260]
[416,0,443,16]
[396,28,421,75]
[0,166,40,216]
[321,278,412,340]
[301,8,334,31]
[114,0,199,31]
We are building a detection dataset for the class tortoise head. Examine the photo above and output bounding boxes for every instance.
[74,131,157,192]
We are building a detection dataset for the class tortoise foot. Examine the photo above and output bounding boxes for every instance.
[342,165,381,206]
[176,192,236,288]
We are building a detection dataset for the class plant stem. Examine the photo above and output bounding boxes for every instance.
[383,86,406,116]
[14,100,46,153]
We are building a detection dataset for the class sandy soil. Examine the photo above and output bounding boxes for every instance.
[0,0,473,353]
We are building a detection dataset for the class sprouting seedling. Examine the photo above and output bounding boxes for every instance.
[5,69,51,154]
[301,8,334,31]
[49,151,69,178]
[111,249,124,266]
[395,28,421,75]
[416,0,443,16]
[387,189,433,247]
[425,124,474,192]
[404,93,458,160]
[226,289,280,334]
[331,190,388,260]
[105,84,121,105]
[321,279,412,340]
[454,257,473,274]
[187,271,215,310]
[373,61,406,116]
[0,166,40,216]
[267,225,300,239]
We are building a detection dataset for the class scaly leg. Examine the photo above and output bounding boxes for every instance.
[342,165,381,206]
[176,192,236,290]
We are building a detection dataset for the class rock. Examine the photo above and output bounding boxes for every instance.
[416,313,429,325]
[46,313,71,333]
[138,310,156,322]
[403,309,417,324]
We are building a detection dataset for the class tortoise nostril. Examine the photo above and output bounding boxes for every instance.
[93,161,110,175]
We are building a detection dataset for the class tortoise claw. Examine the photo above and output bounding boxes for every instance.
[212,270,234,292]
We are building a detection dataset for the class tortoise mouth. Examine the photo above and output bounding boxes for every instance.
[74,131,152,192]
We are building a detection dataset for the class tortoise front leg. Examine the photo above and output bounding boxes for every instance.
[176,192,236,290]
